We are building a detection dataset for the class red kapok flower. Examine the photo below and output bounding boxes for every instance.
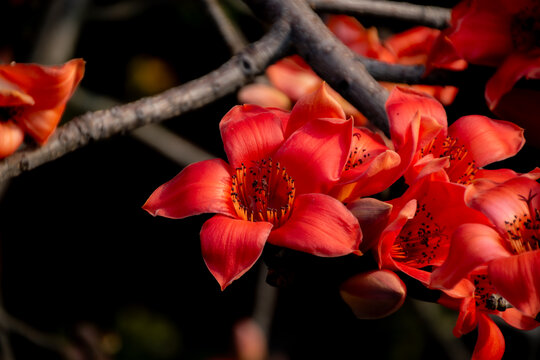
[428,0,540,141]
[432,176,540,320]
[0,59,85,157]
[144,85,362,290]
[376,177,490,289]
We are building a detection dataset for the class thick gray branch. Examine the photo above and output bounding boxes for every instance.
[245,0,390,134]
[0,21,291,182]
[308,0,451,29]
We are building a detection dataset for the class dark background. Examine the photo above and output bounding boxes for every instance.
[0,0,538,359]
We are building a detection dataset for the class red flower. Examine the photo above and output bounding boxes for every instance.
[0,59,85,157]
[431,175,540,320]
[144,85,362,290]
[376,177,490,288]
[385,87,525,186]
[428,0,540,142]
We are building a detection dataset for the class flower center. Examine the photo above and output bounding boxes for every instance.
[471,273,510,312]
[391,202,449,267]
[511,4,540,51]
[230,158,295,227]
[421,135,478,185]
[505,191,540,254]
[344,133,372,171]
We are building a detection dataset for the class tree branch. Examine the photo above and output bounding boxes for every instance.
[204,0,249,54]
[0,20,291,183]
[308,0,451,29]
[245,0,390,134]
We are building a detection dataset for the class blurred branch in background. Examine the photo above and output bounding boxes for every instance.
[0,19,292,182]
[308,0,451,28]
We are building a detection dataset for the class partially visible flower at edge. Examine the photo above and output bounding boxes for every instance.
[0,59,85,158]
[427,0,540,144]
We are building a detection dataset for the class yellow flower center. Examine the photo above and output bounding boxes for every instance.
[230,158,295,227]
[505,191,540,254]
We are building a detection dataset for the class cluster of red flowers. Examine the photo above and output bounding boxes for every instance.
[144,1,539,358]
[0,59,84,157]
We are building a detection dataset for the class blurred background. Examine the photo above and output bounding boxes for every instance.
[0,0,538,359]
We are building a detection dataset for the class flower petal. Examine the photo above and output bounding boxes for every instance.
[431,224,511,290]
[448,115,524,168]
[0,59,85,144]
[237,83,292,110]
[285,82,345,137]
[385,86,447,151]
[266,56,321,102]
[447,1,514,66]
[347,197,392,252]
[0,121,24,158]
[275,117,352,194]
[485,51,540,110]
[268,193,362,257]
[472,313,505,360]
[201,215,272,290]
[489,250,540,319]
[340,269,406,319]
[220,104,286,168]
[143,159,236,219]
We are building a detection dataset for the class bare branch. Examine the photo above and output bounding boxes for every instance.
[244,0,390,134]
[0,21,292,183]
[204,0,249,54]
[308,0,451,29]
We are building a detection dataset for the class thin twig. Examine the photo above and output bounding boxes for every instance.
[0,20,292,183]
[204,0,249,54]
[308,0,451,29]
[245,0,390,134]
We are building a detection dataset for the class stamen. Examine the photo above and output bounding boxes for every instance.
[505,191,540,254]
[391,202,448,267]
[344,133,371,171]
[421,135,478,185]
[230,158,295,227]
[471,273,511,312]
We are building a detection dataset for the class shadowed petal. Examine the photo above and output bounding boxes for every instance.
[489,250,540,318]
[201,215,272,290]
[485,51,540,110]
[431,224,510,290]
[340,269,406,319]
[268,193,361,257]
[472,313,505,360]
[143,159,236,219]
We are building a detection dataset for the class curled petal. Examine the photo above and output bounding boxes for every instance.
[385,87,447,151]
[285,82,345,137]
[340,269,406,319]
[472,313,505,360]
[201,215,272,290]
[485,51,540,110]
[0,121,24,158]
[220,105,285,168]
[276,117,352,194]
[499,308,540,330]
[431,224,510,290]
[489,250,540,319]
[0,59,85,144]
[143,159,236,219]
[449,115,524,168]
[268,193,362,257]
